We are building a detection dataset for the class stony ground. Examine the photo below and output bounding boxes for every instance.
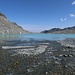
[0,39,75,75]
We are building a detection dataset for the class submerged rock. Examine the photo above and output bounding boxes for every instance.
[11,45,48,55]
[57,38,75,48]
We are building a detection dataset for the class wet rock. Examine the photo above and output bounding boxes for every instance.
[27,68,34,73]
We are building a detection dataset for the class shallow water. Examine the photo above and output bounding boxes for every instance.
[0,34,75,41]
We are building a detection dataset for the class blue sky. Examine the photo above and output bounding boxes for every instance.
[0,0,75,32]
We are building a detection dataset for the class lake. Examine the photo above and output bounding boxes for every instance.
[0,34,75,41]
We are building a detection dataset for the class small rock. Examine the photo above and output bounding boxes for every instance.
[27,68,34,73]
[46,72,48,75]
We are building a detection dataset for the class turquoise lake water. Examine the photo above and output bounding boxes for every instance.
[0,34,75,41]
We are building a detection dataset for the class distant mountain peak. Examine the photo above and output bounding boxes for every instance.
[41,26,75,34]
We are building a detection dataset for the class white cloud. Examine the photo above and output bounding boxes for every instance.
[72,1,75,5]
[69,14,75,17]
[60,18,63,21]
[60,18,67,22]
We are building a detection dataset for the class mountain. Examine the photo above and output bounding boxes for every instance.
[41,26,75,34]
[0,12,29,34]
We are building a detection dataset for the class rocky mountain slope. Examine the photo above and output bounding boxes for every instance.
[0,12,29,34]
[41,26,75,34]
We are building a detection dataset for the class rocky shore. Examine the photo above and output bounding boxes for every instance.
[0,39,75,75]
